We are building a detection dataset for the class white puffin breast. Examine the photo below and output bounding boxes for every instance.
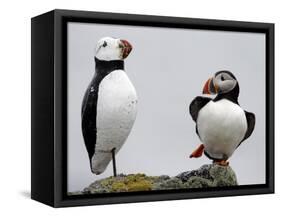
[91,70,137,174]
[197,99,247,159]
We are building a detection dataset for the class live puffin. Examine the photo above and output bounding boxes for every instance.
[81,37,137,176]
[189,70,255,166]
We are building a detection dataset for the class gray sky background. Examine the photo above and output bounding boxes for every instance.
[67,22,266,192]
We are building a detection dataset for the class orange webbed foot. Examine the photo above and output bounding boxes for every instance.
[189,144,205,158]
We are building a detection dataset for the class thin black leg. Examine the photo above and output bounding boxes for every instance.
[111,148,117,177]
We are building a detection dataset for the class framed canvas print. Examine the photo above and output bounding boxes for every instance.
[31,9,274,207]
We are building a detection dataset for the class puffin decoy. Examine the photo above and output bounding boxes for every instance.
[189,70,255,166]
[82,37,137,176]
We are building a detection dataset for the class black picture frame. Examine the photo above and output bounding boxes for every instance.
[31,9,274,207]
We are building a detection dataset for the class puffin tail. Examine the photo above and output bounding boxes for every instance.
[90,152,112,175]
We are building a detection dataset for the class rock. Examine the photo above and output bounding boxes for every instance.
[84,173,155,194]
[68,164,238,195]
[176,164,238,187]
[177,164,213,182]
[152,177,186,190]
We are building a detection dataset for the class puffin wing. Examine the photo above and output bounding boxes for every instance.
[81,86,98,161]
[236,111,255,150]
[241,111,256,142]
[189,96,212,122]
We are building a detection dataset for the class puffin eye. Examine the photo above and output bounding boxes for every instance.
[221,75,225,81]
[102,41,107,47]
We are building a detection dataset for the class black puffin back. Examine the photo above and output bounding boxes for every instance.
[81,58,124,162]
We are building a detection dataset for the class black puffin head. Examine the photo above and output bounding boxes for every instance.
[95,37,133,61]
[202,70,240,103]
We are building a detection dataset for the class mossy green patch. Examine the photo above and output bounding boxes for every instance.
[110,174,153,192]
[111,182,127,192]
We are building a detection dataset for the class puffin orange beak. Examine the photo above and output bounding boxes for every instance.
[203,77,219,95]
[120,39,132,59]
[203,78,212,94]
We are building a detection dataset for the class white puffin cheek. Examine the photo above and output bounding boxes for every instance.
[107,41,121,60]
[116,41,124,59]
[117,46,123,59]
[116,48,124,60]
[220,80,237,93]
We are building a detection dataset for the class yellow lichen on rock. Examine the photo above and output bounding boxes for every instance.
[111,174,153,192]
[111,182,127,192]
[127,179,152,191]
